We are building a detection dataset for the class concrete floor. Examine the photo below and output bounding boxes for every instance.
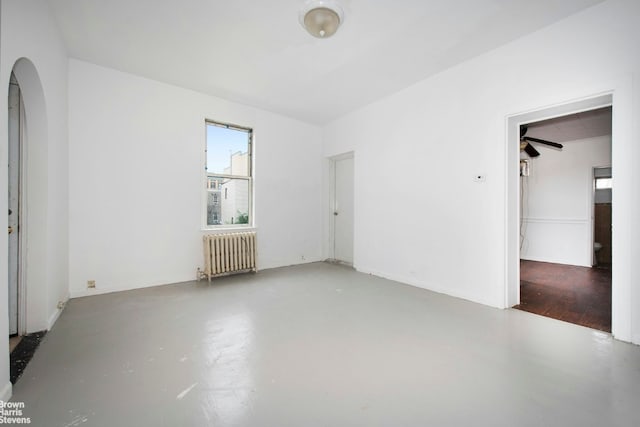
[10,262,640,426]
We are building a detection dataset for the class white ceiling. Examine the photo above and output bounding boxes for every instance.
[526,106,612,143]
[47,0,604,124]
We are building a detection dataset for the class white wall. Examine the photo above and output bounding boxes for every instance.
[520,136,611,266]
[68,60,323,297]
[0,0,69,399]
[323,0,640,344]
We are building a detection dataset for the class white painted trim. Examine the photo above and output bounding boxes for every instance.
[8,77,29,337]
[11,58,52,335]
[70,276,204,299]
[70,285,160,299]
[71,287,136,299]
[0,381,12,402]
[201,226,257,234]
[325,258,353,268]
[327,152,354,263]
[69,261,327,300]
[590,168,596,266]
[356,265,500,309]
[505,89,640,344]
[330,151,354,162]
[17,89,27,337]
[328,159,336,261]
[47,308,62,331]
[46,293,69,330]
[202,120,255,230]
[521,217,588,225]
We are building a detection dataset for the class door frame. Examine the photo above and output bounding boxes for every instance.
[5,57,50,337]
[328,151,354,264]
[17,84,28,337]
[8,75,28,337]
[592,166,613,267]
[505,93,619,326]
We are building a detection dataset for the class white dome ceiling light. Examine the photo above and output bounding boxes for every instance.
[299,0,344,39]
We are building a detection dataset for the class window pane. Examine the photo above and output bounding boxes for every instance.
[206,177,250,226]
[595,177,612,189]
[206,123,250,176]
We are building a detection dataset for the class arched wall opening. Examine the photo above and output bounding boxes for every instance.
[5,57,50,339]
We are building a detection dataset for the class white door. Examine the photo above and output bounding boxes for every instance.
[333,155,354,264]
[8,75,22,336]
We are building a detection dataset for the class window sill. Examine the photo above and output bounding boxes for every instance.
[201,226,256,233]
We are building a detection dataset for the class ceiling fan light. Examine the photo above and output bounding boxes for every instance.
[300,1,343,38]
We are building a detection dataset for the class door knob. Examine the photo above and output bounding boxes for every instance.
[8,226,14,234]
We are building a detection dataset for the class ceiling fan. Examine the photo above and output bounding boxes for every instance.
[520,125,563,157]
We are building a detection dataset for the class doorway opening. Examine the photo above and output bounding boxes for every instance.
[513,105,612,332]
[5,58,52,386]
[593,166,612,268]
[8,72,26,345]
[329,153,354,266]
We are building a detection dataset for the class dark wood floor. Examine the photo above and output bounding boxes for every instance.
[515,260,611,332]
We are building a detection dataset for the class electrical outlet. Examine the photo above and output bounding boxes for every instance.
[301,255,306,261]
[87,280,96,289]
[57,301,66,310]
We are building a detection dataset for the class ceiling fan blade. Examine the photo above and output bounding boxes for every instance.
[520,125,528,139]
[523,136,563,149]
[523,142,540,157]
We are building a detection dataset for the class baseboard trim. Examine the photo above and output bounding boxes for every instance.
[0,381,12,402]
[69,260,324,299]
[355,265,502,309]
[47,292,70,331]
[521,217,588,225]
[520,256,591,268]
[70,287,124,299]
[69,276,195,299]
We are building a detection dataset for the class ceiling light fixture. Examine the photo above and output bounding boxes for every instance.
[299,0,344,39]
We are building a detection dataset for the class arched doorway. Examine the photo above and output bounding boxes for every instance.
[8,72,24,341]
[6,58,49,366]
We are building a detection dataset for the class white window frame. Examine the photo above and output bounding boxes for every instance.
[204,119,254,229]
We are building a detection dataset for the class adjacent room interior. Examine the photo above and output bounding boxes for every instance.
[515,107,613,332]
[1,0,640,425]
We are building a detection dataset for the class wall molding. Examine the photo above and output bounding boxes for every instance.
[46,292,70,331]
[355,264,501,309]
[522,217,588,225]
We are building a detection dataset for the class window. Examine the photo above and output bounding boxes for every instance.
[205,120,252,227]
[595,177,612,190]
